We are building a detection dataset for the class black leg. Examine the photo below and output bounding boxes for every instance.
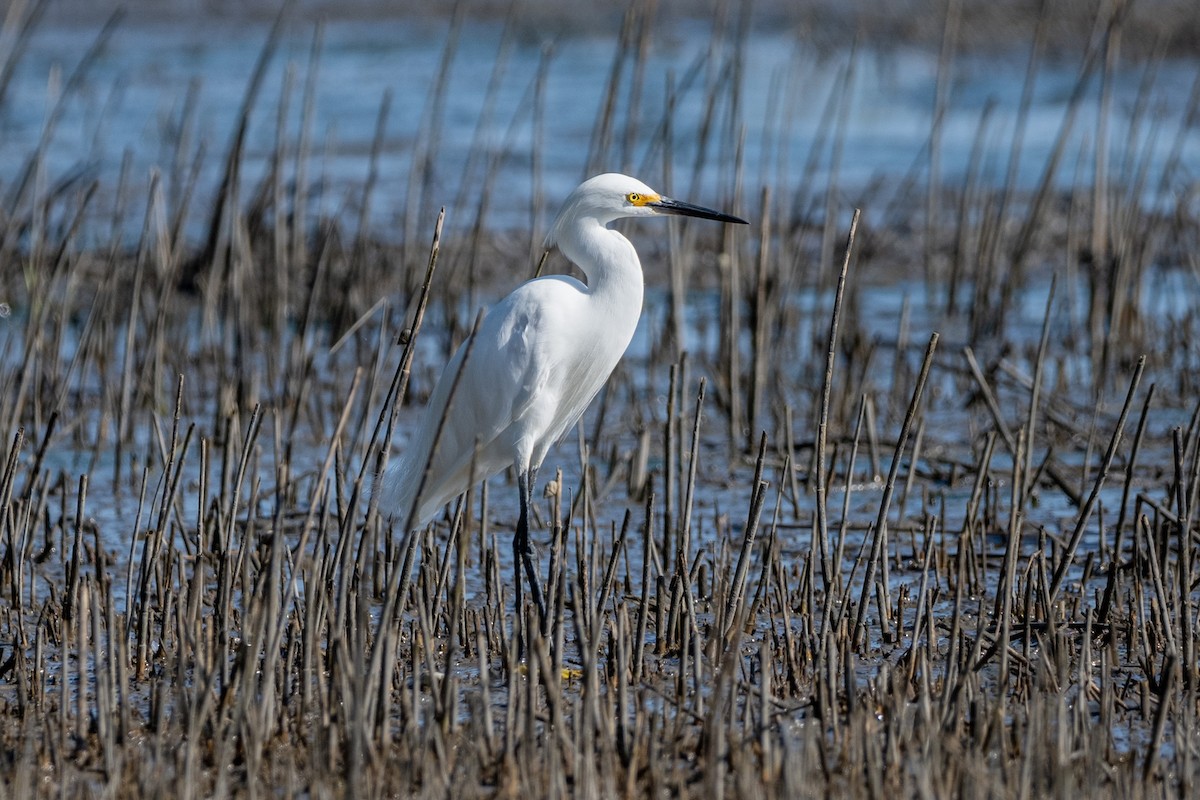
[511,528,525,632]
[516,469,547,630]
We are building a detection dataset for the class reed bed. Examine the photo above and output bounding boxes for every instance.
[2,1,1200,796]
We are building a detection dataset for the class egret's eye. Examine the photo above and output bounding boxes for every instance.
[626,192,642,204]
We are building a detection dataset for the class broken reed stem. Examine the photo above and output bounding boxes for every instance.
[1048,354,1145,601]
[726,434,769,638]
[678,377,706,577]
[1114,383,1156,560]
[1022,273,1055,503]
[852,332,939,649]
[365,207,445,520]
[815,208,861,598]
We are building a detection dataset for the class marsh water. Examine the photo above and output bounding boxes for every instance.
[3,10,1200,597]
[3,14,1198,235]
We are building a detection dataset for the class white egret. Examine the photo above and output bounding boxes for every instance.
[379,172,746,622]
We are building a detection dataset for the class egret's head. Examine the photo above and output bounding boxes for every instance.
[544,172,746,250]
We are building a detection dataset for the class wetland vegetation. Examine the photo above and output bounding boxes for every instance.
[2,0,1200,796]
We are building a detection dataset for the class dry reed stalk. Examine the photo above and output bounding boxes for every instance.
[851,333,939,649]
[815,209,861,597]
[1048,355,1145,601]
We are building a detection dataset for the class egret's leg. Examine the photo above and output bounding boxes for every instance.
[516,469,547,629]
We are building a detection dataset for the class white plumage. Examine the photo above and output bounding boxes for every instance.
[378,172,745,620]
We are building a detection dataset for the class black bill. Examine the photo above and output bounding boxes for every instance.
[649,196,748,224]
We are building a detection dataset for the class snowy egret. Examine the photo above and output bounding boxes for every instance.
[379,172,746,623]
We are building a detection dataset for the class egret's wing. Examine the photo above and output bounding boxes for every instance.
[492,276,632,467]
[380,276,589,526]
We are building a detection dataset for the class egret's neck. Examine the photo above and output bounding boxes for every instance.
[558,219,645,304]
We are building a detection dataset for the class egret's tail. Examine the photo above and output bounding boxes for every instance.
[375,443,454,532]
[373,457,419,531]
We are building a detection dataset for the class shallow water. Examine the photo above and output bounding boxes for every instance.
[6,265,1182,613]
[1,15,1198,241]
[1,6,1195,643]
